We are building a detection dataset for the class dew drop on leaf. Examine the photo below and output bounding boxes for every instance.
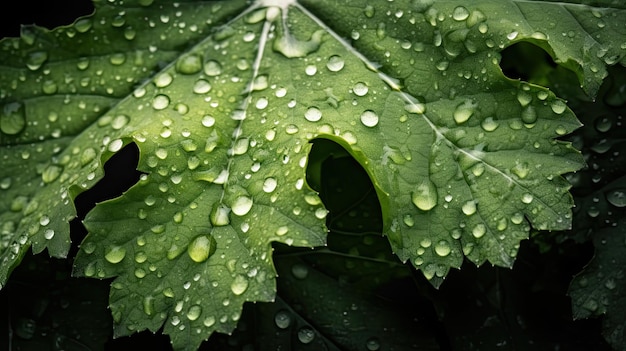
[210,205,231,227]
[434,240,451,257]
[231,196,253,216]
[353,82,369,96]
[411,179,438,211]
[152,94,170,110]
[1,102,26,135]
[360,110,379,127]
[304,107,322,122]
[187,234,217,263]
[42,164,63,184]
[26,51,48,71]
[326,55,345,72]
[105,246,127,264]
[291,263,308,279]
[203,60,222,76]
[452,6,470,21]
[230,275,249,295]
[366,337,381,351]
[176,54,203,74]
[453,100,477,124]
[606,189,626,207]
[481,117,499,132]
[297,327,315,344]
[274,309,291,329]
[472,224,486,238]
[263,178,277,193]
[187,305,202,321]
[462,200,476,215]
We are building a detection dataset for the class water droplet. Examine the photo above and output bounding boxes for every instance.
[517,90,533,107]
[42,164,63,184]
[231,196,253,216]
[304,107,322,122]
[203,60,222,76]
[263,178,277,193]
[176,54,203,74]
[364,4,375,17]
[187,234,217,263]
[550,100,567,114]
[366,337,381,351]
[26,51,48,71]
[453,100,477,124]
[230,275,249,295]
[210,204,230,226]
[452,6,469,21]
[43,229,55,240]
[606,190,626,207]
[353,82,369,96]
[434,240,451,257]
[360,110,379,127]
[187,305,202,321]
[480,117,499,132]
[274,310,291,329]
[472,224,486,238]
[203,316,216,327]
[193,79,212,94]
[521,106,537,124]
[512,162,530,179]
[521,193,534,204]
[298,327,315,344]
[273,29,324,58]
[411,180,438,211]
[152,95,170,110]
[1,102,26,135]
[291,263,308,279]
[326,55,345,72]
[105,246,127,264]
[462,200,476,215]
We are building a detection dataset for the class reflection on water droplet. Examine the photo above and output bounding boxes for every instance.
[187,234,217,263]
[366,337,381,351]
[411,180,438,211]
[152,95,170,110]
[204,60,222,76]
[453,100,477,124]
[360,110,379,127]
[550,100,567,114]
[210,204,230,226]
[298,327,315,344]
[231,196,253,216]
[263,178,277,193]
[353,82,369,96]
[452,6,469,21]
[1,102,26,135]
[42,165,63,184]
[326,55,345,72]
[274,310,291,329]
[105,246,127,264]
[291,263,308,279]
[606,190,626,207]
[472,224,486,238]
[462,200,476,215]
[434,240,451,257]
[176,54,203,74]
[304,107,322,122]
[481,117,499,132]
[230,275,249,295]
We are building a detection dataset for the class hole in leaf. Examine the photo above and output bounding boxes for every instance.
[500,42,558,83]
[70,143,142,256]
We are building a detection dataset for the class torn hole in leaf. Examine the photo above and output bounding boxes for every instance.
[500,42,558,84]
[306,138,389,254]
[70,142,142,257]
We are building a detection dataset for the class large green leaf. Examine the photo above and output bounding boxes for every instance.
[1,0,625,349]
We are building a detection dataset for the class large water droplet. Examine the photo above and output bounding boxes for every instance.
[263,178,277,193]
[606,189,626,207]
[152,94,170,110]
[411,180,438,211]
[1,102,26,135]
[304,107,322,122]
[176,54,203,74]
[452,6,470,21]
[353,82,369,96]
[360,110,379,127]
[230,274,249,295]
[231,196,253,216]
[453,100,477,124]
[203,60,222,76]
[186,305,202,321]
[26,51,48,70]
[434,240,451,257]
[274,310,291,329]
[105,246,127,264]
[187,234,217,263]
[297,327,315,344]
[210,204,231,226]
[326,55,345,72]
[273,30,324,58]
[42,164,63,184]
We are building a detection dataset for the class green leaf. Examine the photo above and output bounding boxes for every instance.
[2,0,625,349]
